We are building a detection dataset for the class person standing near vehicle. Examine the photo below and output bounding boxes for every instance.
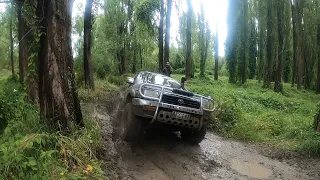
[162,62,173,77]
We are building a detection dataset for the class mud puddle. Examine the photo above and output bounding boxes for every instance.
[231,159,272,179]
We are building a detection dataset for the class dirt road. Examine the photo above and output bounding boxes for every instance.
[94,104,319,180]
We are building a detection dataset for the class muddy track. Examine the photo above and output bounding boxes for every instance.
[93,103,319,180]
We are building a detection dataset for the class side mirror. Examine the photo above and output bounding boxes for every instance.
[126,77,134,84]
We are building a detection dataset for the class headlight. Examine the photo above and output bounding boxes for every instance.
[142,89,159,98]
[203,99,214,110]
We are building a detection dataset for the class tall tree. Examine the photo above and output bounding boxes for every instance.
[295,0,304,90]
[263,0,274,88]
[185,0,192,79]
[83,0,94,89]
[240,0,248,85]
[248,20,257,80]
[214,24,219,80]
[274,0,285,92]
[257,0,266,83]
[291,0,297,87]
[36,0,83,130]
[9,2,14,75]
[164,0,172,65]
[226,0,240,83]
[199,4,206,77]
[17,0,30,84]
[316,24,320,94]
[158,0,164,72]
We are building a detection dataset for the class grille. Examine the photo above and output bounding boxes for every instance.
[161,94,200,109]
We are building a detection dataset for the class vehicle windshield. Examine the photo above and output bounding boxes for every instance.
[135,72,181,89]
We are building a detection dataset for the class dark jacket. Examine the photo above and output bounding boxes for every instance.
[162,66,172,77]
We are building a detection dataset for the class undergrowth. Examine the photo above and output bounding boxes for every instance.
[0,76,104,179]
[172,75,320,156]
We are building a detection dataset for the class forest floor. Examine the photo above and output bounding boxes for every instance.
[79,76,320,180]
[90,101,320,180]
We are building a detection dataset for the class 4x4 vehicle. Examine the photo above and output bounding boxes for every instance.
[120,71,215,144]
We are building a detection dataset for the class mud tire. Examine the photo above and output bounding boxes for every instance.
[120,103,142,142]
[182,127,206,144]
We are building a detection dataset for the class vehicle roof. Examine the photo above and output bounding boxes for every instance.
[137,71,178,82]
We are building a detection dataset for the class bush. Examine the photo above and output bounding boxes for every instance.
[95,59,113,79]
[211,101,242,134]
[0,77,104,179]
[174,68,185,74]
[108,76,127,86]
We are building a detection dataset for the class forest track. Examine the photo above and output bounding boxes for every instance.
[91,102,320,180]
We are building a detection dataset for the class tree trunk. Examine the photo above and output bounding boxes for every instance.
[83,0,94,89]
[164,0,172,65]
[296,0,304,90]
[199,5,205,77]
[140,47,143,69]
[248,20,257,80]
[9,2,14,76]
[158,0,164,72]
[17,0,29,84]
[241,0,248,85]
[132,51,136,73]
[263,0,273,88]
[274,0,284,93]
[185,0,192,79]
[36,0,83,130]
[316,24,320,94]
[291,1,297,87]
[214,25,219,81]
[257,1,266,83]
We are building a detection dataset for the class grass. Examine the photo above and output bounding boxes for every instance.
[172,75,320,155]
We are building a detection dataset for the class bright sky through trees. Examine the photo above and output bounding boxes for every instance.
[73,0,228,56]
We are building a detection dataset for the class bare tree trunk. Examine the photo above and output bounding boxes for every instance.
[9,2,14,76]
[316,24,320,94]
[132,49,136,73]
[158,0,164,72]
[263,0,273,88]
[199,6,205,77]
[164,0,172,65]
[274,0,284,93]
[185,0,192,79]
[241,0,248,85]
[17,0,29,84]
[36,0,83,130]
[291,0,297,87]
[214,25,219,81]
[140,47,143,69]
[296,0,304,90]
[83,0,94,89]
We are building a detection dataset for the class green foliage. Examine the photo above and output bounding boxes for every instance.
[212,101,242,134]
[0,78,104,179]
[135,0,159,32]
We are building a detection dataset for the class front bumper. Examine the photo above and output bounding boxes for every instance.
[132,98,204,130]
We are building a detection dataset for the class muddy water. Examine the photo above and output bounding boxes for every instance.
[231,159,272,179]
[93,105,320,180]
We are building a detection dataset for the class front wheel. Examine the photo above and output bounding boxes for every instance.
[181,127,206,144]
[120,103,142,142]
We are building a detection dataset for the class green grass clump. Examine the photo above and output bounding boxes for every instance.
[172,75,320,155]
[0,77,104,179]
